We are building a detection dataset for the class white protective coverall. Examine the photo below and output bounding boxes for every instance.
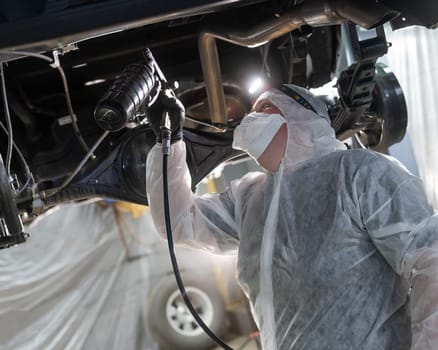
[146,85,438,349]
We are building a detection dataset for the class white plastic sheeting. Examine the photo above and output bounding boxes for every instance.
[384,26,438,206]
[0,203,159,350]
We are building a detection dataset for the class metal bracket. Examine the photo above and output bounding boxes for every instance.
[332,23,389,136]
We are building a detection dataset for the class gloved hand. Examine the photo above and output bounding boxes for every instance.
[148,89,185,143]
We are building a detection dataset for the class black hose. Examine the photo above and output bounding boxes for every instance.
[162,153,233,350]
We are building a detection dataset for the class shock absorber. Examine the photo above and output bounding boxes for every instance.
[0,153,27,249]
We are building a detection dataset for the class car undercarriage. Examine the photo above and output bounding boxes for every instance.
[0,0,437,248]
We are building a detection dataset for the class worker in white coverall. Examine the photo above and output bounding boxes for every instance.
[146,85,438,350]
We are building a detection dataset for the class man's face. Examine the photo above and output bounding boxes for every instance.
[251,99,283,116]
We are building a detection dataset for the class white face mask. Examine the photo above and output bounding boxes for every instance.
[232,112,286,160]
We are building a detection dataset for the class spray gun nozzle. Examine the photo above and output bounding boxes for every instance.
[161,112,171,155]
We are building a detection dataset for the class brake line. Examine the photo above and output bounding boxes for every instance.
[162,137,233,350]
[0,68,35,195]
[0,120,33,194]
[41,130,109,198]
[0,63,14,177]
[0,50,92,156]
[54,60,92,155]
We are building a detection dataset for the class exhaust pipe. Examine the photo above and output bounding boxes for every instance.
[198,0,398,125]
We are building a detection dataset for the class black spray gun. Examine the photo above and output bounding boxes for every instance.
[94,49,233,350]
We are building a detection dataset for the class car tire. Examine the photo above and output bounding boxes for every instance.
[147,274,227,350]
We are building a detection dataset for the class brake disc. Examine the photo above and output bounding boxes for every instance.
[358,63,408,153]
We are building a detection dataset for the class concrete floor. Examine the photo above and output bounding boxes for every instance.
[213,335,261,350]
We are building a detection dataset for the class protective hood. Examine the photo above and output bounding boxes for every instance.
[254,84,346,170]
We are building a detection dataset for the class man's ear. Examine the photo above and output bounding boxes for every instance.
[257,123,287,172]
